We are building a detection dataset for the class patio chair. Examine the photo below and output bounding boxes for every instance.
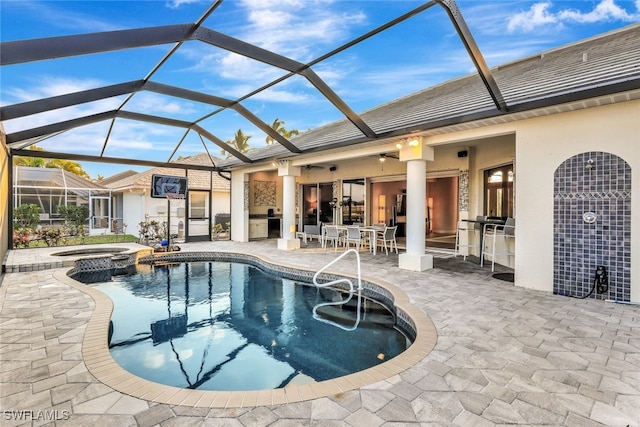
[299,224,321,243]
[378,225,398,255]
[481,217,515,271]
[322,225,341,251]
[344,226,365,251]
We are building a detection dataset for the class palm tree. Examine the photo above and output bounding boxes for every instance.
[221,129,252,159]
[265,118,300,145]
[47,158,91,179]
[13,145,91,178]
[13,156,46,168]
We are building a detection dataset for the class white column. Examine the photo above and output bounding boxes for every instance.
[398,137,434,271]
[282,174,296,239]
[405,159,426,253]
[277,161,301,250]
[230,170,249,242]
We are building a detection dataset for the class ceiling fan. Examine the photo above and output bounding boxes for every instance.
[304,164,324,178]
[376,153,399,161]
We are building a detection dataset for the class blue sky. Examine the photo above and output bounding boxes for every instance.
[1,0,639,179]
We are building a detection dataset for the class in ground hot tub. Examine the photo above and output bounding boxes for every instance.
[52,247,129,257]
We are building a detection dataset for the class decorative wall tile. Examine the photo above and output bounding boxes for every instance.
[553,151,631,301]
[244,181,249,212]
[458,169,469,211]
[254,180,276,206]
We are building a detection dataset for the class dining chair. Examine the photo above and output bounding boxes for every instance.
[302,224,321,243]
[378,225,398,255]
[344,226,364,251]
[322,225,341,251]
[481,217,515,271]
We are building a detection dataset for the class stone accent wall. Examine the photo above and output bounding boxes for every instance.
[458,169,469,212]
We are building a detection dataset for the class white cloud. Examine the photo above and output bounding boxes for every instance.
[239,1,366,60]
[250,86,311,104]
[3,76,199,135]
[183,1,368,101]
[507,0,640,33]
[127,93,197,116]
[10,0,123,33]
[558,0,638,23]
[5,76,104,103]
[166,0,203,9]
[507,1,560,33]
[3,76,190,158]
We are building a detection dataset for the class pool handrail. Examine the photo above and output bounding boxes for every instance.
[311,249,363,331]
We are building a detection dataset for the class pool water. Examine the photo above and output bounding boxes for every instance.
[95,261,409,391]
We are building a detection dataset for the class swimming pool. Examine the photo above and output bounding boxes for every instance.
[94,261,410,391]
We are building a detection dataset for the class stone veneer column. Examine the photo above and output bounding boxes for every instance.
[277,160,301,250]
[398,137,434,271]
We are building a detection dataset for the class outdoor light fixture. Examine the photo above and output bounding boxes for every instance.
[585,159,594,170]
[379,154,386,162]
[396,141,403,149]
[408,137,420,146]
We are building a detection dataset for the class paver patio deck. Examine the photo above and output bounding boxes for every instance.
[1,240,639,426]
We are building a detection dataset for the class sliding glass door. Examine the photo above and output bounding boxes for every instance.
[301,183,334,226]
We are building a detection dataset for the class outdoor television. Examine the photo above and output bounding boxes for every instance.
[151,174,188,198]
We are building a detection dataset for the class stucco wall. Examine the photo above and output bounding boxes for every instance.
[123,192,146,239]
[248,171,281,216]
[516,100,639,301]
[228,99,638,301]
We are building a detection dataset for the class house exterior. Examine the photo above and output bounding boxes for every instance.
[220,24,639,302]
[104,153,230,242]
[0,22,638,304]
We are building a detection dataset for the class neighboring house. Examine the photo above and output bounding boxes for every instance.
[103,153,230,242]
[221,24,640,302]
[13,166,112,235]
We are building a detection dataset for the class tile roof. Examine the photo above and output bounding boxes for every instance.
[220,23,640,167]
[97,170,138,186]
[104,153,229,192]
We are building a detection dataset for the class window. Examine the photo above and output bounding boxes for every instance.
[190,192,207,219]
[484,165,513,219]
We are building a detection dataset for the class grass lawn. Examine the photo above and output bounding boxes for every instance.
[27,234,139,248]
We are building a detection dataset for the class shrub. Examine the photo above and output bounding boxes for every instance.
[36,227,65,247]
[14,204,41,229]
[13,228,33,248]
[57,205,89,236]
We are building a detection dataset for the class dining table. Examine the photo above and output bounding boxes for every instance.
[336,225,383,255]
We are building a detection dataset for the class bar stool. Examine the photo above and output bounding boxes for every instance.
[454,216,485,259]
[481,217,515,271]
